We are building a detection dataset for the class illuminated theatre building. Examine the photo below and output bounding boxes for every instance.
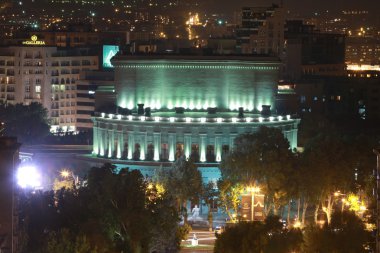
[91,55,300,182]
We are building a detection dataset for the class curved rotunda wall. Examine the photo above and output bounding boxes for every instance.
[92,115,299,163]
[113,57,280,111]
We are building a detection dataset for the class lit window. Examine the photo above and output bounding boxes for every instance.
[35,85,41,93]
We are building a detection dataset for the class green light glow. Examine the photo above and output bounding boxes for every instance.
[140,149,145,160]
[108,142,112,158]
[116,60,277,111]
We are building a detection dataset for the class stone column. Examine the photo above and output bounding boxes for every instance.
[93,125,98,155]
[116,131,123,159]
[153,132,161,161]
[127,132,134,160]
[200,134,207,162]
[108,129,114,158]
[168,133,176,162]
[184,134,192,159]
[140,132,147,160]
[215,135,222,162]
[99,128,105,156]
[292,129,298,150]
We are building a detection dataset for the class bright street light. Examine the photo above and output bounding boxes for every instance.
[16,165,41,189]
[60,169,70,178]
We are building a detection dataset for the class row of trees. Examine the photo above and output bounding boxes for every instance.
[219,125,377,226]
[215,211,370,253]
[19,164,184,253]
[0,102,91,144]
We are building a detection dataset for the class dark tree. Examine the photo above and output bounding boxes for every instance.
[20,164,182,253]
[214,216,303,253]
[303,211,369,253]
[220,126,295,214]
[0,102,50,144]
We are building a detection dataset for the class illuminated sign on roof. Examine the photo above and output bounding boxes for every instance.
[103,45,119,68]
[22,35,45,45]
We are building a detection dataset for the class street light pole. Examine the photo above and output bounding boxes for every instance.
[373,149,380,253]
[251,191,255,221]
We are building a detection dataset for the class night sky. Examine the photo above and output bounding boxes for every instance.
[209,0,380,14]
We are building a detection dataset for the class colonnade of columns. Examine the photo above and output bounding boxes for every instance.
[92,119,299,163]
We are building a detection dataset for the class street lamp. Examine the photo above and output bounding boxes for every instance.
[60,169,79,187]
[247,186,260,222]
[16,164,41,189]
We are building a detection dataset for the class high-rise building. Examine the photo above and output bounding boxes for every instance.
[346,35,380,65]
[0,37,99,132]
[236,4,285,56]
[284,20,346,80]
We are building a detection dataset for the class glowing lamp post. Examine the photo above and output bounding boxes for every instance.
[241,185,264,222]
[60,169,79,186]
[247,186,261,222]
[16,165,41,189]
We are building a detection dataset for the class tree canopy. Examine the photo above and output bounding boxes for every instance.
[19,164,182,253]
[0,102,50,144]
[220,126,295,214]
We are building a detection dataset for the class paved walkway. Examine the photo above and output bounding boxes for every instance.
[180,229,216,253]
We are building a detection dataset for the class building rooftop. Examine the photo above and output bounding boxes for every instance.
[113,53,281,63]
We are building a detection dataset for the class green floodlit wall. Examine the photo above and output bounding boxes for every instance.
[113,59,280,111]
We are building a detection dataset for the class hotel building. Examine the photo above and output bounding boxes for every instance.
[0,36,99,132]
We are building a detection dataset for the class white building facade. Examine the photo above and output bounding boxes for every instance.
[90,55,300,183]
[0,39,98,132]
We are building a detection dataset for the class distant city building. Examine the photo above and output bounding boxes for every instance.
[76,70,115,130]
[236,4,285,56]
[0,40,99,132]
[276,73,380,120]
[346,35,380,65]
[284,20,346,80]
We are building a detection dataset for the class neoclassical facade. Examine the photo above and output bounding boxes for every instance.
[90,55,300,182]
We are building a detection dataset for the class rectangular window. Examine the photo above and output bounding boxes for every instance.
[35,85,41,93]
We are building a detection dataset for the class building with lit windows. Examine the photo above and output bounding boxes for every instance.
[88,54,300,182]
[0,39,99,132]
[236,4,285,56]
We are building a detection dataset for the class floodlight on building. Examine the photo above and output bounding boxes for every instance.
[16,165,41,189]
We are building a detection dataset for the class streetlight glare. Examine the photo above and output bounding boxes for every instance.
[60,169,70,178]
[17,165,41,189]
